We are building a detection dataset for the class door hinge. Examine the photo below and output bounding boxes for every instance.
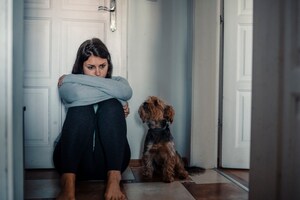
[220,15,224,24]
[218,118,223,129]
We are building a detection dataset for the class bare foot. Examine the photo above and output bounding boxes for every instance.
[56,173,76,200]
[105,170,126,200]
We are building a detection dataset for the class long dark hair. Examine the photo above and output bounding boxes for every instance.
[72,38,113,78]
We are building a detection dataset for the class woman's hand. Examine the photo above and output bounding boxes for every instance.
[58,75,66,88]
[123,103,130,118]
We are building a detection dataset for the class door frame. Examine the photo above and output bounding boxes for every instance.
[217,0,224,168]
[190,0,220,168]
[0,0,24,199]
[249,0,300,199]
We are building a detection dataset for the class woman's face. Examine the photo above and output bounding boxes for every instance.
[83,55,108,77]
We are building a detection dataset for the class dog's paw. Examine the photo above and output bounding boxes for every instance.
[163,176,174,183]
[142,170,153,179]
[178,170,189,180]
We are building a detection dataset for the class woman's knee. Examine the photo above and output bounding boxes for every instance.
[67,105,94,116]
[96,99,126,131]
[65,105,95,124]
[96,98,124,116]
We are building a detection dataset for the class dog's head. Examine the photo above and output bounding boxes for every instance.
[138,96,175,128]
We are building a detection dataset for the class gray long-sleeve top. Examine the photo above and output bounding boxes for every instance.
[59,74,133,108]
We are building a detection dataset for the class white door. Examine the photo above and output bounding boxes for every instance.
[221,0,253,169]
[24,0,127,168]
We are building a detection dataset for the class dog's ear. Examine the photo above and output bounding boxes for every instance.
[138,104,147,123]
[164,105,175,123]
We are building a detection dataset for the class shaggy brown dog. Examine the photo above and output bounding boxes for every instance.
[138,96,189,182]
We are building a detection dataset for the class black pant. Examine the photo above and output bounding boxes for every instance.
[53,98,131,180]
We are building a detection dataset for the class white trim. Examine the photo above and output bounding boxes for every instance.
[0,0,24,199]
[190,0,220,168]
[0,0,14,199]
[12,0,24,198]
[120,0,128,78]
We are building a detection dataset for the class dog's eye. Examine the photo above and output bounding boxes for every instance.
[143,102,148,108]
[154,100,158,106]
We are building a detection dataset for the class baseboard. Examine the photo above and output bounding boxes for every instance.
[129,159,143,167]
[129,157,189,168]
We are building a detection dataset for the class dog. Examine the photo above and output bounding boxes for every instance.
[138,96,189,182]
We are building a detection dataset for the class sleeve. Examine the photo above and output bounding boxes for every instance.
[62,74,133,101]
[59,82,112,104]
[59,74,132,107]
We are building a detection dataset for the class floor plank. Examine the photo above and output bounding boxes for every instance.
[124,182,195,200]
[218,168,249,188]
[183,182,248,200]
[25,179,60,199]
[189,170,231,184]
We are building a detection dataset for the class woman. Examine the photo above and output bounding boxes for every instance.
[53,38,132,200]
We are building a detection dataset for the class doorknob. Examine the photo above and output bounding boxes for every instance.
[98,0,116,32]
[98,0,115,12]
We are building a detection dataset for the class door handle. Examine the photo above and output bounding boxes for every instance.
[98,0,116,32]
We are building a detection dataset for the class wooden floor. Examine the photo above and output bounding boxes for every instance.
[218,168,249,188]
[25,165,249,200]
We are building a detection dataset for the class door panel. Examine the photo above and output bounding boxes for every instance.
[24,0,127,168]
[60,20,106,74]
[24,88,49,146]
[221,0,253,169]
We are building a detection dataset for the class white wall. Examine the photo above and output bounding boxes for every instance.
[127,0,192,159]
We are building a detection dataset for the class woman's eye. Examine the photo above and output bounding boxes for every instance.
[87,66,95,70]
[99,64,106,69]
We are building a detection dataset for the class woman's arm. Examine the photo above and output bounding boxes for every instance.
[62,74,133,100]
[58,74,132,108]
[59,82,121,106]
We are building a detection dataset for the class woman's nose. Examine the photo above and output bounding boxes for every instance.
[95,67,101,76]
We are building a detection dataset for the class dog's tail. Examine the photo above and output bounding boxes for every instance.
[181,157,205,174]
[185,166,206,175]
